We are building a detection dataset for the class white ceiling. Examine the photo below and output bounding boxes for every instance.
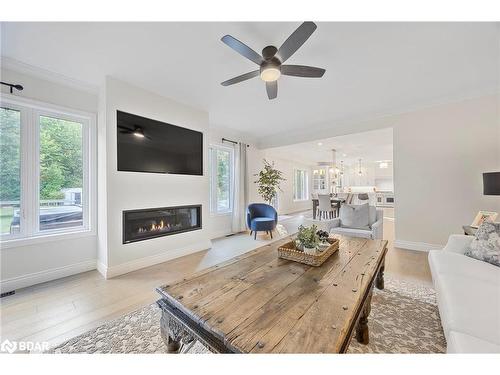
[265,127,393,166]
[1,22,498,146]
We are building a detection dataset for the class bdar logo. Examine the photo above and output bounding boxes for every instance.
[1,339,17,353]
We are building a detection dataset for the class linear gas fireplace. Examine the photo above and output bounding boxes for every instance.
[123,205,202,244]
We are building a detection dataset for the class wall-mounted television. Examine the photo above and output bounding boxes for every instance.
[117,110,203,175]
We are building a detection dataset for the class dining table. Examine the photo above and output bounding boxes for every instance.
[312,197,345,220]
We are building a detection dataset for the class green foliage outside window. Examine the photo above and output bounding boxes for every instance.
[216,149,230,210]
[0,108,21,201]
[39,116,83,200]
[0,111,82,202]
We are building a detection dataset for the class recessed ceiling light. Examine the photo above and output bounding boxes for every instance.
[342,153,347,157]
[317,142,323,146]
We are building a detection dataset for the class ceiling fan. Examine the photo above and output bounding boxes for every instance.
[118,125,151,140]
[220,22,326,100]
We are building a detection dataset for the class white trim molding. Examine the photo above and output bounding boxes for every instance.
[394,239,444,252]
[1,56,99,95]
[98,240,212,279]
[0,260,96,293]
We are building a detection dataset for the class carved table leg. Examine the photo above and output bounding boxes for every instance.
[160,310,184,353]
[376,259,385,290]
[355,289,373,345]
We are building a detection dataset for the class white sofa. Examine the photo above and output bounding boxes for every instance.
[428,234,500,353]
[329,206,383,240]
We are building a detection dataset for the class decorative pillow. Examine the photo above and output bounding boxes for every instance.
[340,203,370,229]
[464,220,500,267]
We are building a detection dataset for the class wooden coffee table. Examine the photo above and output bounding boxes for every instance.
[156,235,388,353]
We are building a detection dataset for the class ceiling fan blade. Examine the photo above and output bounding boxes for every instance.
[277,22,317,63]
[281,65,326,78]
[221,35,264,65]
[221,70,260,86]
[266,81,277,100]
[118,125,133,133]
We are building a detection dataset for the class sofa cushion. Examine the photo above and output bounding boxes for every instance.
[330,227,372,239]
[447,331,500,353]
[340,203,369,229]
[464,220,500,267]
[428,250,500,284]
[433,273,500,345]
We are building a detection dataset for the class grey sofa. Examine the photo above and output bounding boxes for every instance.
[329,204,383,240]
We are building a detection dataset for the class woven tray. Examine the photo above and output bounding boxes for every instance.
[277,238,339,267]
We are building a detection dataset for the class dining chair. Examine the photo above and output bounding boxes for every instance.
[311,193,319,218]
[318,194,335,220]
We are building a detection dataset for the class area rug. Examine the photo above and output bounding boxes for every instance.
[47,277,445,354]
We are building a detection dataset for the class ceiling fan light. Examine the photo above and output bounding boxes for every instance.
[133,127,145,138]
[260,67,281,82]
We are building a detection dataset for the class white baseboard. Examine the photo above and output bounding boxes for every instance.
[101,240,212,279]
[0,260,96,293]
[394,239,444,252]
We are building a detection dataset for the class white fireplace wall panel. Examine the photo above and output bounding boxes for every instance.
[98,77,211,278]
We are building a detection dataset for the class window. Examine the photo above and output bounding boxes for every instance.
[209,145,233,214]
[293,169,308,201]
[0,96,94,243]
[0,107,21,236]
[39,115,84,232]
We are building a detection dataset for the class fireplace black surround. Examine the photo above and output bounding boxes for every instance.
[123,205,202,244]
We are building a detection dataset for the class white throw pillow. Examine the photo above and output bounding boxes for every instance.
[340,203,370,229]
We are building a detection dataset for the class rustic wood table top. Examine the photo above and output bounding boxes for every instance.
[156,235,388,353]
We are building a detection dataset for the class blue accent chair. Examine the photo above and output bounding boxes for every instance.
[246,203,278,240]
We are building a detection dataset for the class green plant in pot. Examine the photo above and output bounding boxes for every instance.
[254,159,286,205]
[296,225,319,254]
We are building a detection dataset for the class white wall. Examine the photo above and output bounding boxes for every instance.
[98,77,211,278]
[249,152,314,215]
[0,67,99,293]
[0,67,98,113]
[393,95,500,248]
[254,95,500,249]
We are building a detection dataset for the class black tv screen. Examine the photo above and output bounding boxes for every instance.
[117,111,203,175]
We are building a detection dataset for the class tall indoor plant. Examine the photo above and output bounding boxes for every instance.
[254,159,286,205]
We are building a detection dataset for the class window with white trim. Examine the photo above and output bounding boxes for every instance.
[209,145,234,214]
[293,169,309,201]
[0,97,94,242]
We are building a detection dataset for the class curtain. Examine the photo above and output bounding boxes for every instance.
[232,142,248,233]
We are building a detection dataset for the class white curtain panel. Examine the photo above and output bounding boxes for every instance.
[232,143,248,233]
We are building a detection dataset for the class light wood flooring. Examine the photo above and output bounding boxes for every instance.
[0,209,431,350]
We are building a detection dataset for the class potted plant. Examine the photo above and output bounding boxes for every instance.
[296,225,319,254]
[316,230,330,251]
[254,159,286,206]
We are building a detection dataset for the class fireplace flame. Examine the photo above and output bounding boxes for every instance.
[150,220,166,231]
[138,220,170,233]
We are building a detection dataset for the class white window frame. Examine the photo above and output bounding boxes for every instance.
[293,168,309,202]
[209,144,234,215]
[0,94,96,248]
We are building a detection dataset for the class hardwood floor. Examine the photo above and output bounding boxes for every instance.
[0,209,431,351]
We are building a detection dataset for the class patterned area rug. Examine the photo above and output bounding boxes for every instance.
[48,277,445,354]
